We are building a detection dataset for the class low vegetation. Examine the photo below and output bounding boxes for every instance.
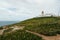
[20,17,60,36]
[0,17,60,40]
[0,30,42,40]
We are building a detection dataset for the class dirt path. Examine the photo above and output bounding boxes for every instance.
[12,26,25,31]
[26,30,60,40]
[0,29,5,35]
[0,26,25,35]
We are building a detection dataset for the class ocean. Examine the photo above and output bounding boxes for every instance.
[0,21,18,26]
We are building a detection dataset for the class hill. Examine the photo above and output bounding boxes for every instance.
[7,17,60,35]
[0,16,60,40]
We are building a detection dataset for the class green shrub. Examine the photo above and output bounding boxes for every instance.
[0,27,3,30]
[4,28,13,33]
[0,30,43,40]
[56,31,60,34]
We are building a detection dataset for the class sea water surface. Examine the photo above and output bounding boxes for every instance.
[0,21,19,26]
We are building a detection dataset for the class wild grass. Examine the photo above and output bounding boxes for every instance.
[0,30,42,40]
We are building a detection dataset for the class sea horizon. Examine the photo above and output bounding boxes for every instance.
[0,21,19,27]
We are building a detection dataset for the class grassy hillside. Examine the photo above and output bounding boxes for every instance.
[14,17,60,36]
[4,17,60,36]
[0,30,42,40]
[24,17,60,36]
[0,16,60,40]
[7,17,59,26]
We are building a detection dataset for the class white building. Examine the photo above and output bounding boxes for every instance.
[41,11,54,17]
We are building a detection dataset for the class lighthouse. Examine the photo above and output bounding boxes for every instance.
[41,11,44,17]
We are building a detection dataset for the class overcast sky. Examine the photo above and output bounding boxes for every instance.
[0,0,60,21]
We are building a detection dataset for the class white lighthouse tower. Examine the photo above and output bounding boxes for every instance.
[41,11,44,17]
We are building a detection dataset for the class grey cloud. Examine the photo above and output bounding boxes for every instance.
[0,0,59,21]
